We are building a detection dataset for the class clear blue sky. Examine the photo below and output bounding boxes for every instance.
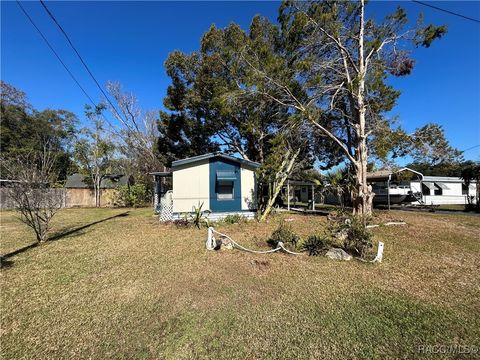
[2,1,479,162]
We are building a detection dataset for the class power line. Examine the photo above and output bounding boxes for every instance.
[412,0,480,24]
[462,144,480,152]
[39,0,127,124]
[17,1,122,137]
[16,0,96,107]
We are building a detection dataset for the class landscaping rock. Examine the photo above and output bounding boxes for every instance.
[325,248,352,261]
[220,237,233,250]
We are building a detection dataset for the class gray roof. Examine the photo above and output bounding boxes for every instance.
[65,173,132,188]
[171,152,260,169]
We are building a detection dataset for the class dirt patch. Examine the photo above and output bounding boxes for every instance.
[250,259,270,270]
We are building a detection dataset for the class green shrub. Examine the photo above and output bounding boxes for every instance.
[223,214,248,224]
[327,214,373,258]
[302,234,332,256]
[115,184,148,208]
[268,221,299,249]
[342,217,373,257]
[190,202,210,229]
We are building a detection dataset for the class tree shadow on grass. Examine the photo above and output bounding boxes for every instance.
[49,211,129,241]
[0,211,130,266]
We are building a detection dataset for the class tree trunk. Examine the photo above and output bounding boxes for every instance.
[259,148,301,221]
[352,135,374,217]
[259,179,285,222]
[350,0,374,217]
[93,175,101,207]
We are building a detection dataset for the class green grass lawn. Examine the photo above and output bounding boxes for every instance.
[435,204,468,211]
[1,208,479,359]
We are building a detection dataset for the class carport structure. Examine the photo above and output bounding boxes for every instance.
[366,168,424,209]
[284,179,321,211]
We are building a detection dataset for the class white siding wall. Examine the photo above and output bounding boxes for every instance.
[172,159,210,213]
[410,182,422,194]
[441,182,462,196]
[240,166,257,210]
[422,195,467,205]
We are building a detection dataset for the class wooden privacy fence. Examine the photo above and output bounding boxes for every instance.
[0,188,118,209]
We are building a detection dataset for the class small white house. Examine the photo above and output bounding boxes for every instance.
[152,153,259,220]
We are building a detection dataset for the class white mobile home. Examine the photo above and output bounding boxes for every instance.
[366,168,477,206]
[410,176,476,206]
[152,153,259,220]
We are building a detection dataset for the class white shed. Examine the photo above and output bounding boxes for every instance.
[153,153,259,220]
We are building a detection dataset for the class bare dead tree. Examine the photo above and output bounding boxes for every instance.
[3,145,63,242]
[103,81,165,176]
[73,112,116,208]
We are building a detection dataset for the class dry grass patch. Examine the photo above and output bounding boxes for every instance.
[1,208,479,359]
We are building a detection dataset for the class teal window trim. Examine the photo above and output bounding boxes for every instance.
[216,170,237,181]
[209,158,242,212]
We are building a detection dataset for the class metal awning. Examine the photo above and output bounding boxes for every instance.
[149,171,172,177]
[286,179,317,186]
[423,182,436,190]
[216,170,236,181]
[435,182,450,190]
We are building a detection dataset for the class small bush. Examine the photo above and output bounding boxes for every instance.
[302,234,332,256]
[327,214,373,258]
[190,202,210,229]
[342,217,373,257]
[223,214,248,224]
[268,221,300,249]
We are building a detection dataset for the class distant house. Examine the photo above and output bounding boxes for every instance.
[152,152,259,220]
[65,174,133,207]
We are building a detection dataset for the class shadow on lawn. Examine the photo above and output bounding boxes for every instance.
[0,212,130,266]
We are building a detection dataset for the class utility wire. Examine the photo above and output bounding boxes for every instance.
[412,0,480,24]
[39,0,127,124]
[17,0,122,138]
[462,144,480,152]
[16,0,96,107]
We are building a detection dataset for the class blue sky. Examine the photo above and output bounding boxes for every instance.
[2,1,479,162]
